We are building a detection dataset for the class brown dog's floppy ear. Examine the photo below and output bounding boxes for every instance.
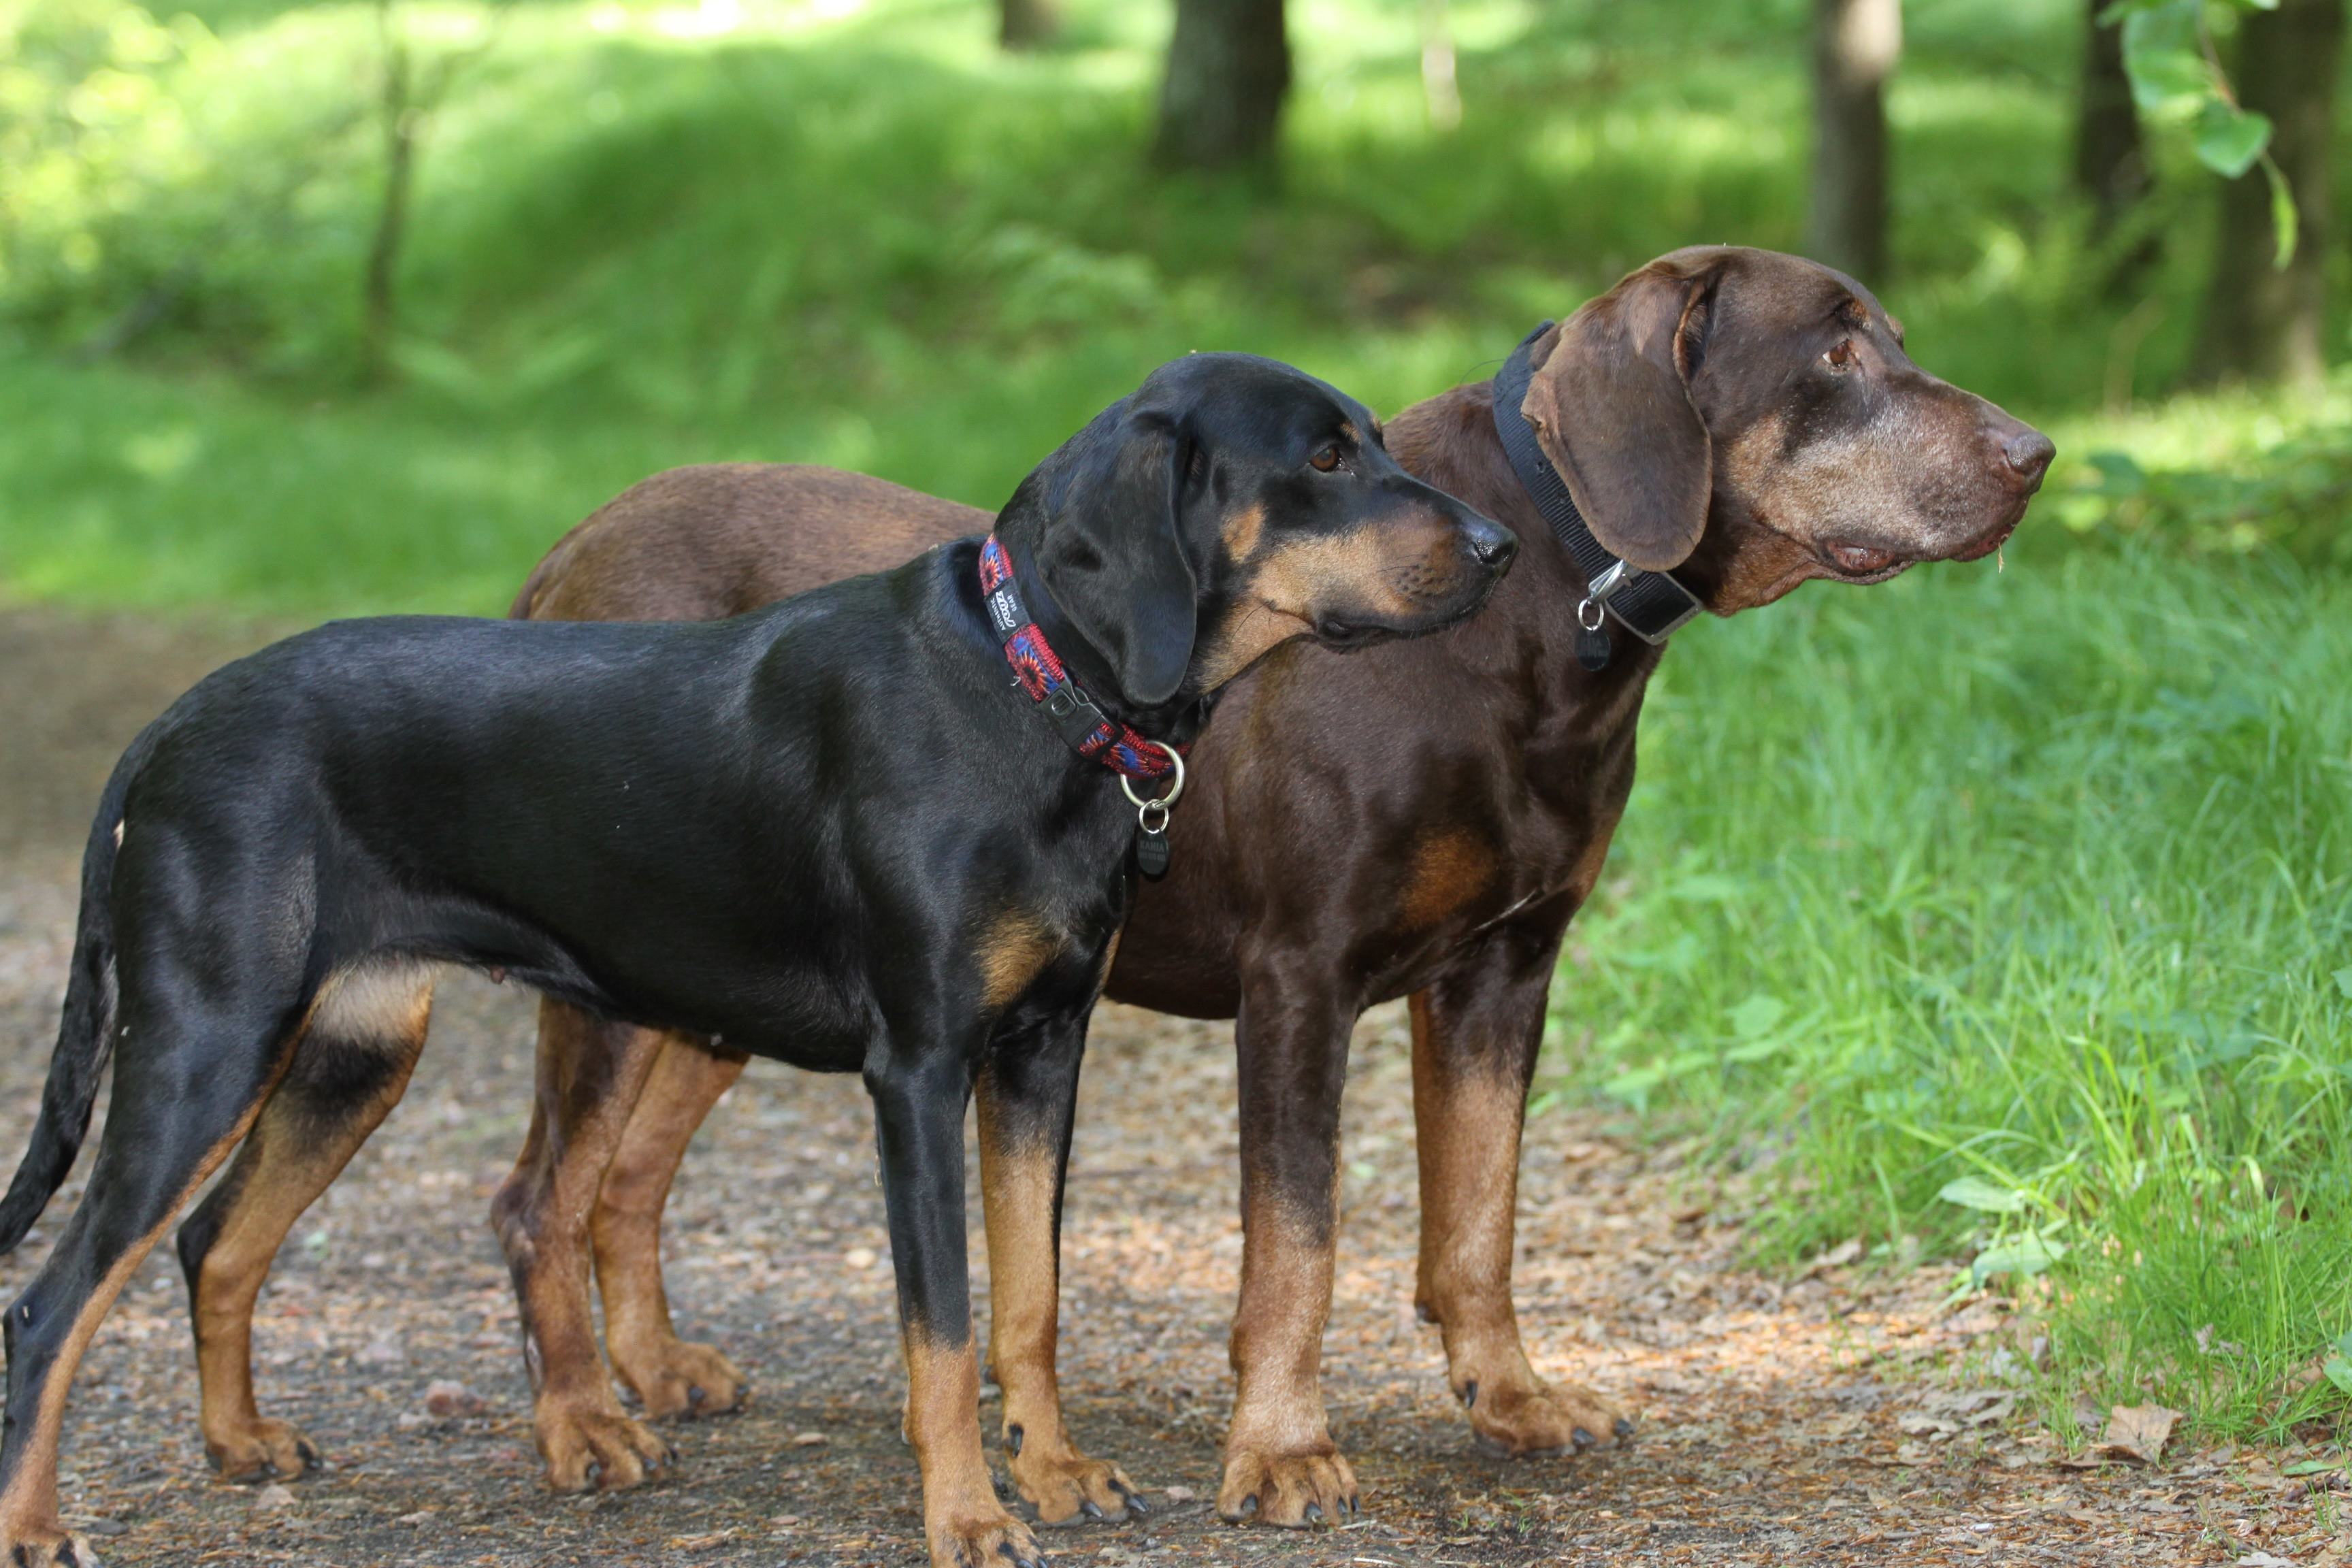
[1524,255,1721,572]
[1030,405,1197,708]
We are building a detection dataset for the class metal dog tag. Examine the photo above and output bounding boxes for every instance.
[1574,621,1612,672]
[1134,821,1171,879]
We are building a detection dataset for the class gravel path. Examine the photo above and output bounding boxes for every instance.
[0,606,2337,1567]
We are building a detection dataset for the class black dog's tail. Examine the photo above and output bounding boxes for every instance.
[0,732,149,1255]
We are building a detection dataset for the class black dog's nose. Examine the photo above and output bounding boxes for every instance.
[2003,429,2055,484]
[1463,517,1518,570]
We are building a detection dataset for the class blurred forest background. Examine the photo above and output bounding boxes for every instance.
[1,0,2349,1452]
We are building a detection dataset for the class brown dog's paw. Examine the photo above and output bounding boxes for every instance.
[612,1335,749,1422]
[204,1416,321,1483]
[1,1521,98,1567]
[1004,1425,1143,1526]
[928,1506,1046,1568]
[1462,1374,1633,1458]
[1215,1445,1359,1528]
[536,1402,675,1492]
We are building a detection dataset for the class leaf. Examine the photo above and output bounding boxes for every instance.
[2323,1352,2352,1394]
[2097,1401,2179,1465]
[2121,1,2210,112]
[1970,1232,2065,1287]
[2333,966,2352,1001]
[1728,994,1786,1039]
[2264,154,2299,267]
[2194,100,2272,179]
[1939,1176,2027,1213]
[2283,1458,2344,1477]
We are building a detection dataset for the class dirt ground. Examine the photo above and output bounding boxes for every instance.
[0,606,2343,1568]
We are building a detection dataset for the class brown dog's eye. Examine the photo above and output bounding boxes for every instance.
[1310,444,1343,472]
[1825,339,1857,370]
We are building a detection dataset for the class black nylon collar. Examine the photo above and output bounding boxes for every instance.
[1490,322,1704,648]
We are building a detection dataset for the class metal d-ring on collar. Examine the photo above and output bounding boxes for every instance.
[1490,323,1706,656]
[1120,741,1186,838]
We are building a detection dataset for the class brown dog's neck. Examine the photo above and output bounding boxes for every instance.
[1383,380,1669,695]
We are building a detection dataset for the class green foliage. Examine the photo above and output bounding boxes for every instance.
[2108,0,2294,263]
[1542,536,2352,1439]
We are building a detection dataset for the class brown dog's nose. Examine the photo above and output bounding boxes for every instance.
[1463,517,1518,570]
[2003,429,2055,486]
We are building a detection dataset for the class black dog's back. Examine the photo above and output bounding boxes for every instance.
[105,551,1007,1064]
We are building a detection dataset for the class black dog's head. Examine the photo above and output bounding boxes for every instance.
[1518,245,2054,610]
[996,353,1516,721]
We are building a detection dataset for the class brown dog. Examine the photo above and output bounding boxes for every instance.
[180,246,2051,1525]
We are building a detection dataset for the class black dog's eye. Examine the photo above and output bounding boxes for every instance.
[1309,444,1343,472]
[1824,339,1857,370]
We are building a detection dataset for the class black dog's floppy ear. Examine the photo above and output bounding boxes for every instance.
[1031,405,1196,707]
[1524,253,1721,572]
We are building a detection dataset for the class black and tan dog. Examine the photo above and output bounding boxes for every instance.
[0,354,1514,1567]
[152,247,2054,1529]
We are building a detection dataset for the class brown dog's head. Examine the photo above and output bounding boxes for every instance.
[998,353,1518,721]
[1520,246,2052,610]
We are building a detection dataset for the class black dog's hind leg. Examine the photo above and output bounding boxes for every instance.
[868,1041,1045,1568]
[977,1020,1142,1525]
[176,962,436,1482]
[0,997,293,1562]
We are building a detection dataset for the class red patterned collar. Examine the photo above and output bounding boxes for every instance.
[978,535,1177,782]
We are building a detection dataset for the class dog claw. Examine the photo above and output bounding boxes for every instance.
[1614,1416,1637,1441]
[1303,1503,1324,1525]
[1571,1426,1595,1451]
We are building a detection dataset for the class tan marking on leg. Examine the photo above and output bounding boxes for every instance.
[593,1030,749,1420]
[977,1086,1136,1524]
[1220,1200,1356,1525]
[1399,830,1497,929]
[903,1328,1039,1568]
[0,1093,286,1551]
[975,911,1057,1012]
[1409,990,1626,1456]
[306,958,437,1042]
[493,1000,672,1492]
[195,981,434,1480]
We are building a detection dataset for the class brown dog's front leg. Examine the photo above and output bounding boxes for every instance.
[1410,922,1632,1458]
[1220,965,1360,1528]
[977,1032,1143,1525]
[492,1000,674,1492]
[589,1027,751,1420]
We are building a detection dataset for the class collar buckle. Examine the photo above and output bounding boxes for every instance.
[1588,559,1704,645]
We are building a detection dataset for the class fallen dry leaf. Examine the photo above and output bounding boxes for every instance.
[2099,1403,2180,1466]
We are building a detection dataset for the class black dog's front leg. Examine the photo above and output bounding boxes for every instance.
[868,1049,1046,1568]
[978,1017,1143,1524]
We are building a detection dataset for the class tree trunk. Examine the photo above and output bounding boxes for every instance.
[998,0,1057,51]
[1808,0,1899,284]
[2074,0,2146,233]
[2193,0,2345,388]
[1154,0,1288,171]
[361,0,414,385]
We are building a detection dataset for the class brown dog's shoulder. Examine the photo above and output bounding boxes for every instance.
[514,463,989,625]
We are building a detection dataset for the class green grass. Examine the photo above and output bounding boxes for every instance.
[1541,529,2352,1441]
[3,0,2351,1446]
